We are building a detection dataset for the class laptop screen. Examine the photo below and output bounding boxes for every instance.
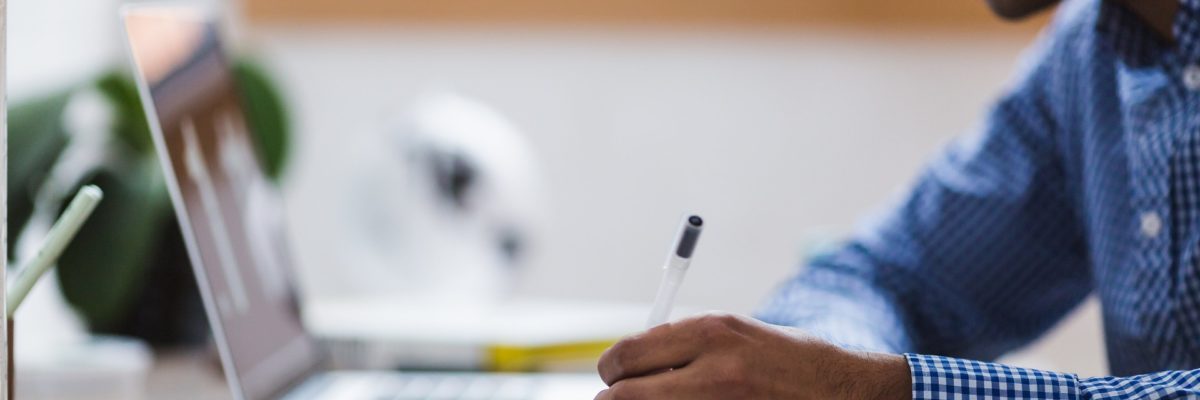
[122,6,320,399]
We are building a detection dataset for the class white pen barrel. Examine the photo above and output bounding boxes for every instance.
[645,215,703,329]
[646,263,689,328]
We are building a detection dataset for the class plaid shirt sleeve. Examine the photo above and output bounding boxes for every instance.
[757,14,1090,359]
[907,354,1200,399]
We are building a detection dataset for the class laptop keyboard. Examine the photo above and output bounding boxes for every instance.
[374,374,538,400]
[317,372,541,400]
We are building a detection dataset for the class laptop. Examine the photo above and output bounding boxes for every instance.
[120,5,605,399]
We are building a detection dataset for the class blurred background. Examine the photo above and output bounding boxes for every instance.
[9,0,1105,398]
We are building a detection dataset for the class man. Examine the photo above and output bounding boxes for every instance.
[594,0,1200,398]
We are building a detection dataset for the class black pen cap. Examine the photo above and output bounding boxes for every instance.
[675,215,703,258]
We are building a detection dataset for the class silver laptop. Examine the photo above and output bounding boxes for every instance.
[120,5,604,399]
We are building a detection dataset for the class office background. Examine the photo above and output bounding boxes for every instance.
[10,0,1104,389]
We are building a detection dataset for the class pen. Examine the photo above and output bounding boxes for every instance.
[7,185,104,315]
[646,215,704,328]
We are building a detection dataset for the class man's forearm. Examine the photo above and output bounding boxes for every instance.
[756,264,915,354]
[846,352,912,400]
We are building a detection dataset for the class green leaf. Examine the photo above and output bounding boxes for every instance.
[56,160,171,330]
[233,59,290,180]
[95,71,154,155]
[7,93,72,254]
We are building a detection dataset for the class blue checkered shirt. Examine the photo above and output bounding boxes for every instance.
[757,0,1200,398]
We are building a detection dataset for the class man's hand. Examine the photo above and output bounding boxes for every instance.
[595,313,911,400]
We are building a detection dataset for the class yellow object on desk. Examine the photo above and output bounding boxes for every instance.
[487,339,617,373]
[309,297,649,372]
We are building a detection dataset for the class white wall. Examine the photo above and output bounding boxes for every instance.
[248,26,1107,377]
[7,0,121,100]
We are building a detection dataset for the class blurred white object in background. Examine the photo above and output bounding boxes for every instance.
[17,334,151,400]
[7,0,119,100]
[322,91,546,304]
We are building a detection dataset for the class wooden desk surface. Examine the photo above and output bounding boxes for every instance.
[145,349,231,400]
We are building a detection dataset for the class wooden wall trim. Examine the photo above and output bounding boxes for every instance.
[244,0,1051,33]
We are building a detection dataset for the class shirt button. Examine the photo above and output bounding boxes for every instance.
[1184,65,1200,90]
[1141,212,1163,238]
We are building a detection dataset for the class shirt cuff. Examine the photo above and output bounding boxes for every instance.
[905,354,1080,400]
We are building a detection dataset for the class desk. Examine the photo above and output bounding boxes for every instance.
[145,349,230,399]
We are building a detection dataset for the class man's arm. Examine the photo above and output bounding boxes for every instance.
[757,58,1090,360]
[596,314,912,400]
[759,8,1089,360]
[595,314,1200,400]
